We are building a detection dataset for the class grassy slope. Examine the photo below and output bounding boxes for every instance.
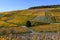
[30,24,60,32]
[0,9,46,26]
[0,7,60,33]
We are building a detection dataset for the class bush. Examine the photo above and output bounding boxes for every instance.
[10,29,15,34]
[26,21,31,27]
[1,30,7,35]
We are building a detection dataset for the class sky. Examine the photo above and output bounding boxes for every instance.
[0,0,60,12]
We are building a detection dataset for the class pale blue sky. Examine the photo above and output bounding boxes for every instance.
[0,0,60,12]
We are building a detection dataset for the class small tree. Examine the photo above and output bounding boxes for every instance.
[26,21,31,27]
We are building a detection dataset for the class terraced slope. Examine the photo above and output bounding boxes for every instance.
[0,7,60,33]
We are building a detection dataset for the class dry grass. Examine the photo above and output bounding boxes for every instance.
[30,24,60,32]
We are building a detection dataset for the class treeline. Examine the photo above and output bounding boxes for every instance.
[29,5,60,9]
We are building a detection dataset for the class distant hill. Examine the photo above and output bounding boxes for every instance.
[29,5,60,9]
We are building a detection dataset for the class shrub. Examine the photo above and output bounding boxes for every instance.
[26,21,31,27]
[10,29,15,34]
[1,30,7,35]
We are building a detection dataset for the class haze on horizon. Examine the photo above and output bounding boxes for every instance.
[0,0,60,12]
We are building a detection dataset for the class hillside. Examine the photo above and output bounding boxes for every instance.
[29,5,60,9]
[0,5,60,33]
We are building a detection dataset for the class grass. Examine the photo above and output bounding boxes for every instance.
[30,24,60,32]
[0,27,29,34]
